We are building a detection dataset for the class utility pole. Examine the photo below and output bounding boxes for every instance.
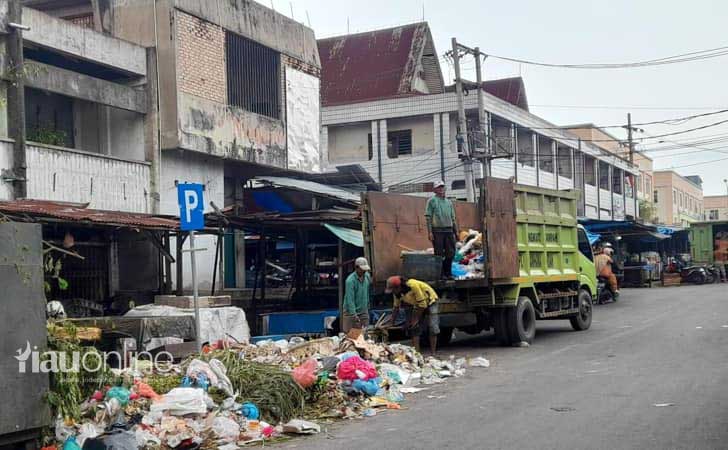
[451,38,475,202]
[474,46,488,187]
[7,0,27,199]
[627,113,634,164]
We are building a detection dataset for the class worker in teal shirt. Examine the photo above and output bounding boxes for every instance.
[342,257,372,333]
[426,180,459,278]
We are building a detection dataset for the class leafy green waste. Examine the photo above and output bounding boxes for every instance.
[200,350,306,423]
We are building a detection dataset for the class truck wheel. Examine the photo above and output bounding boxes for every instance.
[506,297,536,344]
[570,289,593,331]
[493,309,511,346]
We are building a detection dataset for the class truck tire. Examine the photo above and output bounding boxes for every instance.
[506,297,536,345]
[570,289,593,331]
[493,309,511,346]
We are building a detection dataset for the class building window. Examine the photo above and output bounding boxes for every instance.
[25,88,75,148]
[673,189,677,204]
[367,134,374,160]
[584,156,596,186]
[645,175,652,197]
[517,128,534,167]
[451,180,466,190]
[598,161,610,190]
[538,136,553,173]
[612,168,623,194]
[709,209,719,220]
[225,32,280,119]
[386,130,412,158]
[654,189,659,203]
[557,145,572,179]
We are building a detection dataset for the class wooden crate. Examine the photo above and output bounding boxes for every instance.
[662,273,681,287]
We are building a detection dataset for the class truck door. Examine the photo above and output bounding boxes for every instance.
[484,178,519,279]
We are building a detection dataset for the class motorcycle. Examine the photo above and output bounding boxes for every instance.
[666,257,708,285]
[596,276,617,304]
[704,264,722,284]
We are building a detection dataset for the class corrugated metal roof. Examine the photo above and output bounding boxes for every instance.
[0,200,180,230]
[318,23,440,106]
[254,176,361,203]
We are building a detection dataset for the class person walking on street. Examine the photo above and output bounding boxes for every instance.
[714,242,727,282]
[386,275,441,354]
[426,180,459,278]
[342,257,372,333]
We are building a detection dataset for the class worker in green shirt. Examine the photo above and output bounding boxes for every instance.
[425,180,459,278]
[341,257,372,333]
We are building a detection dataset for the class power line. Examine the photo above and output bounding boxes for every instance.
[522,108,728,131]
[530,104,727,111]
[483,45,728,69]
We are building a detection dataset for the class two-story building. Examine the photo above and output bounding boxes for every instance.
[653,170,704,226]
[2,0,322,293]
[318,23,640,221]
[705,195,728,222]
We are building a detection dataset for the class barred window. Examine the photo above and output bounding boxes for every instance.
[225,32,280,119]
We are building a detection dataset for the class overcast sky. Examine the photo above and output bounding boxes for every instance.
[283,0,728,195]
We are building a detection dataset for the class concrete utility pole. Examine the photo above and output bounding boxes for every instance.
[627,113,634,164]
[451,38,476,202]
[474,46,489,187]
[7,0,27,199]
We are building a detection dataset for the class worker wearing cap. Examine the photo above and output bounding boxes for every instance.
[595,244,619,296]
[386,275,440,354]
[426,180,459,278]
[342,257,372,333]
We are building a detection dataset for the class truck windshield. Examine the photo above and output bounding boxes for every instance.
[578,229,594,261]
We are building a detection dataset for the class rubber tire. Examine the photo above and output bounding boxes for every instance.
[691,272,707,285]
[570,289,593,331]
[506,297,536,345]
[492,309,511,346]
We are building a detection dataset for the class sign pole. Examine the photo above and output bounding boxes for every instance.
[189,230,202,353]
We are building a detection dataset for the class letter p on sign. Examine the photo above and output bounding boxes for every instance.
[177,183,205,231]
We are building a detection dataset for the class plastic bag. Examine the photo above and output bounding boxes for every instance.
[62,437,80,450]
[336,356,377,381]
[186,359,219,385]
[292,359,318,388]
[55,417,75,442]
[77,423,99,447]
[134,428,161,447]
[386,384,404,403]
[105,386,131,406]
[240,402,260,420]
[149,388,208,416]
[82,430,137,450]
[470,356,490,368]
[212,416,241,442]
[352,377,380,396]
[209,358,235,397]
[134,380,161,401]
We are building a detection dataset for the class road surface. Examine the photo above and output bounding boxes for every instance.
[284,284,728,449]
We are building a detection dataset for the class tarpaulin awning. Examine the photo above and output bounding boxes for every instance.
[324,223,363,247]
[579,219,670,243]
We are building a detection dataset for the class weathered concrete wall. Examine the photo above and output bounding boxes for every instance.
[174,0,320,69]
[285,66,320,172]
[177,92,287,168]
[176,11,226,103]
[0,138,12,200]
[25,143,150,212]
[18,6,147,76]
[160,150,224,292]
[22,61,147,113]
[108,106,145,161]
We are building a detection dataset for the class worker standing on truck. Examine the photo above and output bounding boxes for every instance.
[342,257,372,333]
[386,275,441,354]
[595,244,619,297]
[426,180,459,279]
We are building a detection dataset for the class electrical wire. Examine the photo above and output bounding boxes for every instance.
[482,45,728,69]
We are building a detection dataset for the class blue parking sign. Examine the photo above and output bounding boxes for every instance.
[177,183,205,231]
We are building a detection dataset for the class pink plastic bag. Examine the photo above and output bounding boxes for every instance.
[336,355,377,381]
[292,359,318,388]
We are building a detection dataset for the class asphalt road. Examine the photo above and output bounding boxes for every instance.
[284,284,728,450]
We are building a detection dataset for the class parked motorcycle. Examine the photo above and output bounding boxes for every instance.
[666,257,708,285]
[704,264,722,284]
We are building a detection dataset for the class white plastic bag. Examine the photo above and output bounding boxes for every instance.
[77,423,100,447]
[209,358,235,397]
[150,388,209,416]
[470,356,490,368]
[186,359,219,385]
[212,416,241,442]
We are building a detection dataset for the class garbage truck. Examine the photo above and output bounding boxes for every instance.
[690,220,728,264]
[362,178,597,346]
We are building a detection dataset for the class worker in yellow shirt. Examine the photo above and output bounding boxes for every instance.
[386,275,440,354]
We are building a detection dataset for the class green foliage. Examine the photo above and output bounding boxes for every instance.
[28,126,69,147]
[639,200,657,223]
[44,254,69,294]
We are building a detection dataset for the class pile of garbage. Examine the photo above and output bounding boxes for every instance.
[452,229,485,280]
[44,332,489,449]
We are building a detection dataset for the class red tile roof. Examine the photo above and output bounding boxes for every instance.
[0,200,180,230]
[318,23,431,106]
